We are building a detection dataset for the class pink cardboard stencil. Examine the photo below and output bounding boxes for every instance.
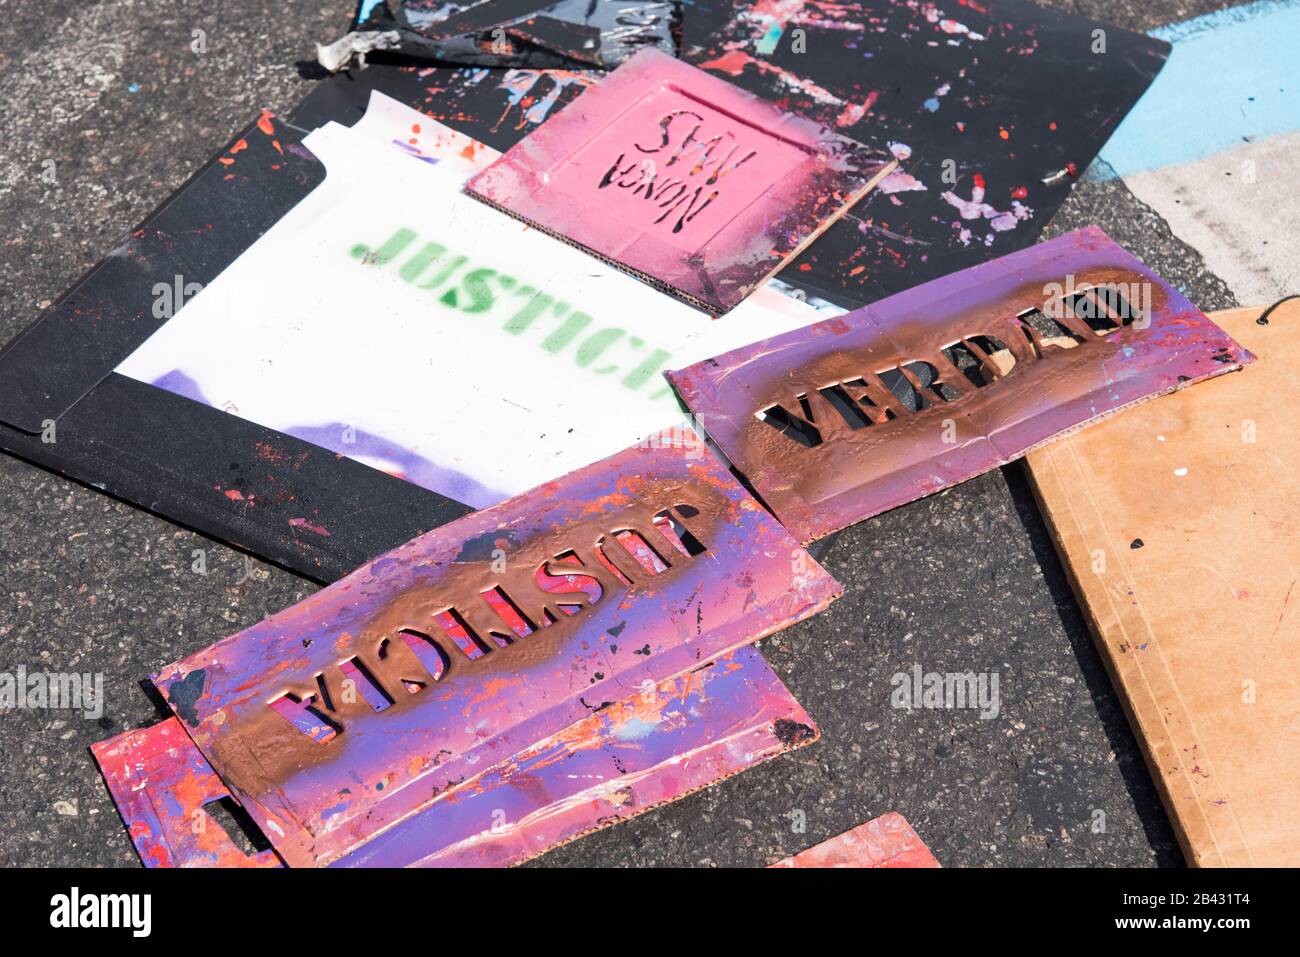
[464,47,895,315]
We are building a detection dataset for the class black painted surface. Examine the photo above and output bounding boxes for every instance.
[683,0,1170,309]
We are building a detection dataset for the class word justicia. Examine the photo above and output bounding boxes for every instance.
[349,227,678,403]
[599,109,758,233]
[269,503,710,743]
[0,666,103,719]
[891,664,1001,720]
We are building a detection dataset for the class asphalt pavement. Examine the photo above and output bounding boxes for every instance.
[0,0,1255,866]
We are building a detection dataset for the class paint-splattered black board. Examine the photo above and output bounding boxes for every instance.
[681,0,1170,308]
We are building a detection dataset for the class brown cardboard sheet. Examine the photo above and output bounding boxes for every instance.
[1024,300,1300,867]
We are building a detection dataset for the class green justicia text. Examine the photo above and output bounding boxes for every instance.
[350,228,678,401]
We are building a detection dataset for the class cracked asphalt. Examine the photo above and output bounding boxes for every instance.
[0,0,1253,866]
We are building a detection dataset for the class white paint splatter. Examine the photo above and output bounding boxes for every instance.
[943,183,1034,245]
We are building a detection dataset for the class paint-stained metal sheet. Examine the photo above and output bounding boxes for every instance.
[90,718,280,869]
[335,645,819,867]
[667,226,1254,542]
[465,48,895,315]
[95,647,815,868]
[153,428,840,867]
[771,812,939,868]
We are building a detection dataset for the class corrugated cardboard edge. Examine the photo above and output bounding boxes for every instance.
[466,159,896,317]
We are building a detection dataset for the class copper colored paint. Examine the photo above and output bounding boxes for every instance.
[95,647,816,868]
[771,812,939,868]
[464,47,895,315]
[152,429,839,867]
[666,227,1254,542]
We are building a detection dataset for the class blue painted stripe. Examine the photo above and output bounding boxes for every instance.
[755,19,785,55]
[357,0,387,24]
[1097,0,1299,178]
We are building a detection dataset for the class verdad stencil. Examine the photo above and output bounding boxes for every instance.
[666,227,1254,543]
[465,47,895,314]
[152,428,840,867]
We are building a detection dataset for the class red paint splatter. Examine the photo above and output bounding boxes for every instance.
[698,49,751,76]
[289,518,330,537]
[256,110,275,136]
[1012,186,1028,199]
